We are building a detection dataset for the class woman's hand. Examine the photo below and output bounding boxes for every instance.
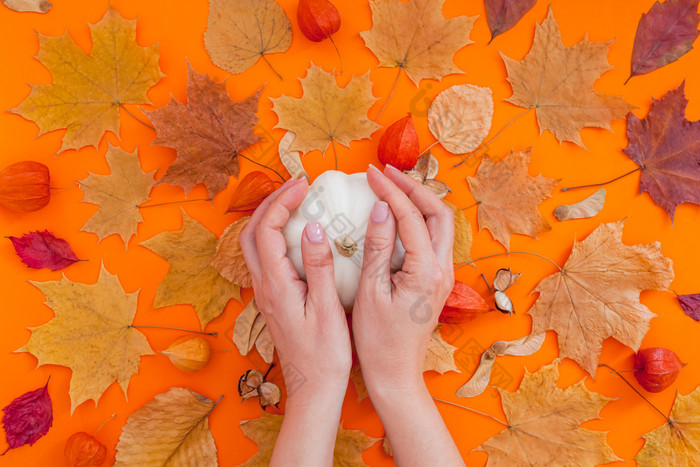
[239,177,352,466]
[352,164,464,466]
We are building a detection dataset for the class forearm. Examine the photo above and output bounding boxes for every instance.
[368,380,465,467]
[270,384,346,466]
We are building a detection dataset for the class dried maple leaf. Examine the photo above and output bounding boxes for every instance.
[239,413,377,466]
[12,7,161,151]
[271,65,380,155]
[350,362,369,402]
[476,363,619,465]
[428,84,494,154]
[231,298,274,364]
[210,216,253,288]
[502,8,632,146]
[423,325,459,374]
[204,0,292,77]
[623,82,700,222]
[443,199,472,263]
[677,293,700,321]
[79,146,154,242]
[360,0,475,84]
[8,230,80,271]
[467,148,558,249]
[2,0,51,12]
[484,0,536,42]
[1,379,52,454]
[147,64,261,197]
[20,266,154,412]
[529,220,674,376]
[635,386,700,464]
[628,0,700,82]
[142,212,242,329]
[115,387,220,467]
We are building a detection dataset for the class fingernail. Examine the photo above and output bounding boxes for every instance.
[371,201,389,223]
[305,222,325,243]
[385,163,400,173]
[368,163,382,174]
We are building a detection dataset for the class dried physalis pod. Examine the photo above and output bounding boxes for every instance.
[634,348,686,393]
[64,432,107,467]
[161,336,211,372]
[0,161,50,212]
[494,291,514,315]
[258,381,282,409]
[238,369,265,400]
[493,268,520,292]
[404,152,451,199]
[554,188,606,221]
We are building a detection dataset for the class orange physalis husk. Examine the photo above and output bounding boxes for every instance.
[0,161,50,212]
[64,432,107,467]
[634,347,686,393]
[161,336,211,373]
[297,0,341,42]
[226,171,276,213]
[439,281,491,324]
[377,114,419,171]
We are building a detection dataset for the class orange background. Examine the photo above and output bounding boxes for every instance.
[1,0,699,465]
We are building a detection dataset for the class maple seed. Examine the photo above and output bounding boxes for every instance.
[634,348,686,393]
[0,161,50,212]
[378,114,420,171]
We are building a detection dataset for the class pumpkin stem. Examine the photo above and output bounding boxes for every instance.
[334,234,358,257]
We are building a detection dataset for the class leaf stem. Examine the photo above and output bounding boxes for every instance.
[237,153,287,182]
[328,36,343,75]
[419,141,440,158]
[331,139,339,170]
[261,54,283,81]
[119,104,156,131]
[138,198,212,209]
[372,66,402,122]
[263,363,276,380]
[598,363,670,423]
[454,108,533,168]
[432,398,508,426]
[130,325,217,337]
[95,414,116,435]
[461,201,480,210]
[561,166,643,192]
[43,375,51,393]
[455,251,563,272]
[49,182,78,190]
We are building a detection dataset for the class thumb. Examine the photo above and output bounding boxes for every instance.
[301,221,340,306]
[359,200,396,295]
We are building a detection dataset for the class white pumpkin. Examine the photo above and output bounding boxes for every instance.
[282,170,405,309]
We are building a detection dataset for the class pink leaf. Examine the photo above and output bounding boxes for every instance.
[2,379,53,454]
[8,230,80,271]
[678,293,700,321]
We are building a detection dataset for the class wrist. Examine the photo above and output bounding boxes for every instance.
[285,376,347,412]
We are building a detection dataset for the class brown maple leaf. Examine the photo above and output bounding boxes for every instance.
[204,0,292,78]
[502,8,632,146]
[115,387,220,466]
[147,64,261,197]
[476,363,620,466]
[79,145,154,242]
[360,0,475,84]
[529,220,674,376]
[141,211,242,330]
[209,216,253,288]
[636,386,700,464]
[623,82,700,222]
[239,413,377,466]
[271,65,380,156]
[467,148,558,249]
[423,324,459,374]
[20,265,154,413]
[12,7,162,151]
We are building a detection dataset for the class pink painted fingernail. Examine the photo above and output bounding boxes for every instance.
[368,163,382,174]
[371,201,389,223]
[305,222,325,243]
[385,163,400,173]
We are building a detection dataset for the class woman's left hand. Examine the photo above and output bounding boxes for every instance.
[238,177,351,465]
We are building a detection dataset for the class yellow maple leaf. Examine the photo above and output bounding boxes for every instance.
[360,0,475,84]
[477,363,620,466]
[636,387,700,465]
[530,220,674,376]
[502,8,632,147]
[270,65,380,155]
[467,148,558,249]
[12,7,162,151]
[423,324,459,374]
[443,199,472,264]
[239,413,377,466]
[204,0,292,77]
[142,211,242,330]
[79,145,154,242]
[20,266,154,413]
[115,387,220,467]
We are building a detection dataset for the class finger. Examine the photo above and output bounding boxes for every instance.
[301,222,343,310]
[383,164,455,268]
[239,178,300,281]
[358,199,397,297]
[366,164,432,267]
[255,178,309,283]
